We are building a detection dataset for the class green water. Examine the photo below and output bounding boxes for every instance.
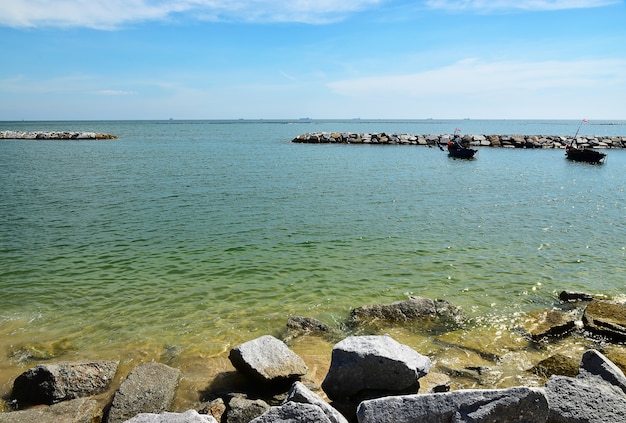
[1,120,625,407]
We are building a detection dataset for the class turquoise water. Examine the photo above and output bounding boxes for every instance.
[1,119,626,402]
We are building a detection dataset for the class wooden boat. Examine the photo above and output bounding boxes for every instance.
[565,119,606,164]
[565,144,606,164]
[447,141,477,159]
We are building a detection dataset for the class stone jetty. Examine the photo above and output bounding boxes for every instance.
[4,293,626,422]
[292,132,626,149]
[0,131,117,140]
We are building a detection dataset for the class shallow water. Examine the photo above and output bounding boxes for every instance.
[1,119,625,408]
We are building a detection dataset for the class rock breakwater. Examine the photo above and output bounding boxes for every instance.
[292,132,626,149]
[0,131,117,140]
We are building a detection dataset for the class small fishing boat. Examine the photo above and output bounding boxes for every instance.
[439,128,477,159]
[565,144,606,164]
[565,119,606,164]
[447,141,477,159]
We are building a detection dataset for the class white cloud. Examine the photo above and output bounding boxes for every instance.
[0,0,384,29]
[327,58,626,118]
[425,0,621,12]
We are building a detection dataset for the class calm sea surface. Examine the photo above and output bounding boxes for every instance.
[1,119,626,405]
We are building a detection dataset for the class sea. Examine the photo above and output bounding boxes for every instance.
[1,119,626,408]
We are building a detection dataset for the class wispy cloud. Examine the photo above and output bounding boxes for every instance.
[94,89,138,96]
[425,0,621,12]
[0,0,385,29]
[329,58,626,96]
[327,58,626,118]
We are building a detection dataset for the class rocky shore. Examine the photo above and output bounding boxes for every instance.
[3,291,626,422]
[292,132,626,149]
[0,131,117,140]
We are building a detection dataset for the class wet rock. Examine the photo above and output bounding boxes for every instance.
[228,335,308,384]
[350,296,466,326]
[436,326,531,362]
[530,353,579,378]
[321,335,431,401]
[107,362,181,423]
[225,395,269,423]
[356,386,548,423]
[122,410,217,422]
[9,339,73,363]
[582,299,626,339]
[11,360,118,407]
[0,398,101,423]
[521,308,576,340]
[283,316,338,343]
[286,316,333,334]
[559,290,596,302]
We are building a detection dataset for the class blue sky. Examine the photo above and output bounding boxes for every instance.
[1,0,624,120]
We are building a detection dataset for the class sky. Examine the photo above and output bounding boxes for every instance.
[0,0,625,120]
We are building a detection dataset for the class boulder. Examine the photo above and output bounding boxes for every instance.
[321,335,431,401]
[225,395,270,423]
[11,360,118,406]
[356,387,548,423]
[0,397,101,423]
[520,308,575,340]
[579,349,626,393]
[122,410,217,422]
[350,296,466,325]
[250,401,332,423]
[106,362,181,423]
[228,335,308,384]
[284,382,348,423]
[545,375,626,423]
[582,299,626,339]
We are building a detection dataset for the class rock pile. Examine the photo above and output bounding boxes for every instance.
[0,131,117,140]
[292,132,626,149]
[4,294,626,422]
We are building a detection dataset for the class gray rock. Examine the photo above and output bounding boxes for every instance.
[250,401,332,423]
[0,397,101,423]
[11,360,118,406]
[578,349,626,394]
[582,299,626,339]
[107,362,181,423]
[545,375,626,423]
[356,387,548,423]
[350,296,466,325]
[122,410,217,422]
[321,335,431,401]
[228,335,308,383]
[285,382,348,423]
[226,396,270,423]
